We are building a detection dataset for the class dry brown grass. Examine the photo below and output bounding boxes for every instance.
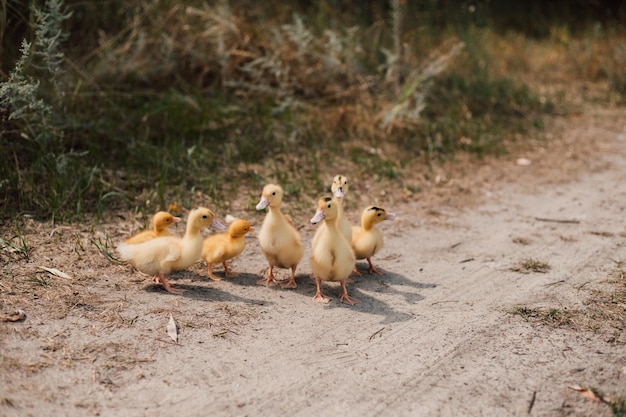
[510,258,552,274]
[486,28,626,104]
[511,259,626,344]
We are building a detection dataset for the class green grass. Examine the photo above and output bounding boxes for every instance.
[28,275,51,287]
[1,1,622,222]
[0,222,30,261]
[91,233,124,265]
[585,387,626,417]
[608,395,626,417]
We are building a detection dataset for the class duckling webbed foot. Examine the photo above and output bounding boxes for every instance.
[207,264,223,281]
[313,293,331,303]
[281,279,298,289]
[312,276,331,303]
[223,263,239,278]
[367,258,385,275]
[257,266,279,287]
[153,274,185,295]
[280,265,298,289]
[339,280,360,305]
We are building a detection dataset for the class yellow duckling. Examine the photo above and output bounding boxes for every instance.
[125,211,182,244]
[256,184,304,288]
[117,207,223,294]
[312,175,352,249]
[351,206,396,275]
[310,197,359,305]
[332,175,352,242]
[201,219,254,281]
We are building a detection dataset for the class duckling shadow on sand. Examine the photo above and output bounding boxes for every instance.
[143,271,272,305]
[306,270,436,324]
[211,266,436,325]
[352,264,437,302]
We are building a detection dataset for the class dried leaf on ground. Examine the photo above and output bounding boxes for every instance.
[568,385,609,403]
[167,313,178,344]
[39,266,72,279]
[1,309,26,322]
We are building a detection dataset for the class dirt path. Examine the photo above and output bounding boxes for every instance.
[1,107,625,417]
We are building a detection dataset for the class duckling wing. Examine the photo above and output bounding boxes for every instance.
[202,237,228,263]
[352,227,382,259]
[161,243,182,265]
[118,238,178,275]
[350,226,363,245]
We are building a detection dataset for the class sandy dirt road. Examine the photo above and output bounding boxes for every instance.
[1,107,625,417]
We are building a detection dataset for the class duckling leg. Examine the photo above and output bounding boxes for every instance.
[312,276,331,304]
[257,265,279,287]
[339,280,360,305]
[280,265,298,289]
[207,263,223,281]
[153,274,184,295]
[367,258,385,275]
[223,262,239,278]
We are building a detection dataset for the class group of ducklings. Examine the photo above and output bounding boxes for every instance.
[117,175,395,305]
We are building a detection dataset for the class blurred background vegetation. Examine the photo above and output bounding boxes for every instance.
[1,0,625,222]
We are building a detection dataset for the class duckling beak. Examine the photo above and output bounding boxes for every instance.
[172,217,182,223]
[385,213,397,221]
[248,226,255,232]
[310,209,326,224]
[334,188,344,198]
[212,219,227,230]
[256,196,270,210]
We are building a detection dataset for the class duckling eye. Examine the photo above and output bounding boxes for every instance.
[202,215,208,219]
[165,218,171,222]
[377,213,381,217]
[272,191,276,196]
[327,204,331,209]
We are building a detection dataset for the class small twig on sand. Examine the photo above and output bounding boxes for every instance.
[535,217,580,224]
[430,300,459,305]
[528,390,537,414]
[369,327,385,341]
[543,279,566,287]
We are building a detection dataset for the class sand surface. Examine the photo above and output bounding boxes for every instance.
[1,106,625,417]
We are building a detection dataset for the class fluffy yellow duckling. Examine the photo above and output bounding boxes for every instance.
[351,206,396,275]
[256,184,304,288]
[312,175,352,249]
[332,175,352,242]
[310,197,359,305]
[201,219,254,281]
[117,207,223,294]
[125,211,182,244]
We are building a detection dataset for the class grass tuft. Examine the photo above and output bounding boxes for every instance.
[608,395,626,417]
[29,275,50,287]
[91,234,124,265]
[510,306,573,327]
[510,258,551,274]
